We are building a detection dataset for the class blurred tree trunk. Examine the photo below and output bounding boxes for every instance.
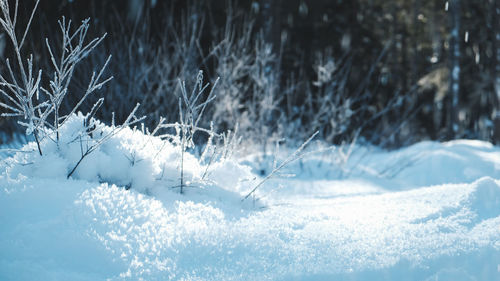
[494,0,500,144]
[259,0,282,87]
[411,0,420,86]
[448,0,461,139]
[127,0,143,22]
[260,0,282,52]
[430,1,444,139]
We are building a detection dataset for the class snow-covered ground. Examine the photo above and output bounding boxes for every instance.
[1,115,500,281]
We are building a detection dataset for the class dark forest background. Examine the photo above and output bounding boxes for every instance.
[1,0,500,148]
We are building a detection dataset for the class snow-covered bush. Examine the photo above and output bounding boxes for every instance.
[43,17,112,143]
[0,0,46,154]
[0,0,143,180]
[0,0,259,200]
[1,111,254,199]
[149,71,221,194]
[0,0,114,156]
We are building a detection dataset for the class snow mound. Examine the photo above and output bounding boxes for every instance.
[389,141,500,187]
[265,140,500,189]
[1,113,253,200]
[1,175,500,280]
[1,117,500,280]
[468,177,500,221]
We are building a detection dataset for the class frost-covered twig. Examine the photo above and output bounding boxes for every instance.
[242,131,319,201]
[154,71,220,194]
[176,71,218,193]
[0,1,111,157]
[0,0,46,155]
[42,17,111,142]
[67,103,145,179]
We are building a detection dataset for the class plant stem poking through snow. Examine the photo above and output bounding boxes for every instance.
[242,131,319,201]
[43,17,111,143]
[67,103,145,179]
[155,71,220,194]
[0,0,111,156]
[0,0,46,155]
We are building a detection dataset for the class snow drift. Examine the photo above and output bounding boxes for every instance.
[1,115,500,280]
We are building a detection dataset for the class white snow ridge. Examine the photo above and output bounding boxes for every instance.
[1,115,500,280]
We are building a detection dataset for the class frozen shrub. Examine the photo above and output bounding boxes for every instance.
[43,17,111,142]
[0,0,113,154]
[0,0,46,154]
[0,0,144,177]
[151,71,220,194]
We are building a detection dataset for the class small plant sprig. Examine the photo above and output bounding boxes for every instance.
[67,102,145,179]
[43,17,112,143]
[0,0,46,155]
[155,71,220,194]
[242,131,319,201]
[0,0,112,156]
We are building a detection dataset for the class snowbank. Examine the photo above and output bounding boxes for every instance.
[1,117,500,280]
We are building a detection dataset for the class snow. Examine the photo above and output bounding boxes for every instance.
[1,115,500,280]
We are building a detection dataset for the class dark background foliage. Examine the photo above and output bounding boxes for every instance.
[1,0,499,148]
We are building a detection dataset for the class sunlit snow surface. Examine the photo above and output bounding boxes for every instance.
[1,117,500,280]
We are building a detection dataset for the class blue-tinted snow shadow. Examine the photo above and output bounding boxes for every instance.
[278,248,500,281]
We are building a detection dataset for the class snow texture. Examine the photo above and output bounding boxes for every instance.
[1,115,500,280]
